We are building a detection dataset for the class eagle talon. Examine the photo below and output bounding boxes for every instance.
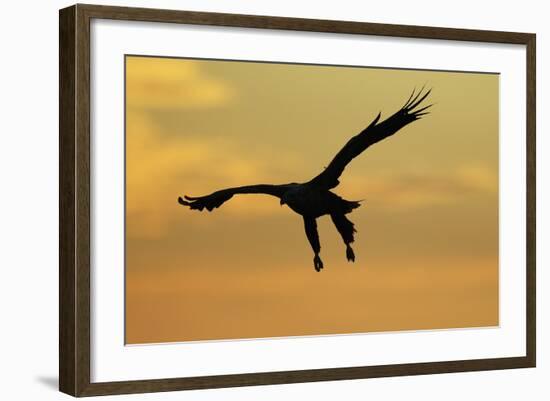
[313,255,324,272]
[346,245,355,262]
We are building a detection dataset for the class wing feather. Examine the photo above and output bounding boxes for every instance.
[308,88,432,190]
[178,184,290,212]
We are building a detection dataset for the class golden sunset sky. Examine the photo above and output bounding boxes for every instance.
[125,55,499,344]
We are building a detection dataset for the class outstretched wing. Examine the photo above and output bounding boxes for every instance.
[308,88,433,190]
[178,184,290,212]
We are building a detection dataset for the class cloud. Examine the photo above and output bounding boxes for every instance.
[126,112,301,239]
[126,56,233,109]
[454,164,498,193]
[339,165,498,210]
[126,109,498,240]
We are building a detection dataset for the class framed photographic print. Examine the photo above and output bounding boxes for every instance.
[59,4,536,397]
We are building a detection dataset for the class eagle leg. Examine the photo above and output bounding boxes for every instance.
[303,217,323,272]
[331,213,357,263]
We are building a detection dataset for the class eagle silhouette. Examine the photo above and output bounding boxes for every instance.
[178,88,432,272]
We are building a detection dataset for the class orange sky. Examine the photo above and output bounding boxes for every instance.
[125,56,499,344]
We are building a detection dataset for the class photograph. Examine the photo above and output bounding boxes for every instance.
[54,3,536,397]
[124,55,499,344]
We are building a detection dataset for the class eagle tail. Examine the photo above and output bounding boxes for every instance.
[341,199,362,214]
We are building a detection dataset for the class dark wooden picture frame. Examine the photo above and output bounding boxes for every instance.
[59,3,536,397]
